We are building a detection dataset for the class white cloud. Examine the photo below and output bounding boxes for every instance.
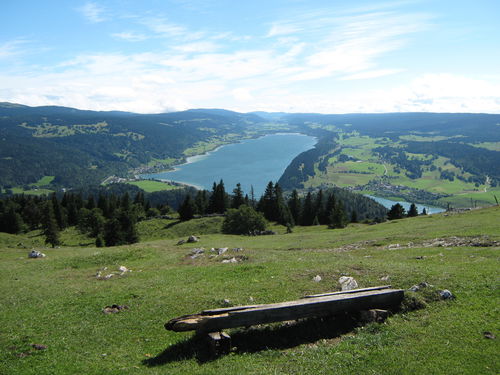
[341,69,405,80]
[111,32,149,42]
[3,3,498,114]
[78,2,106,23]
[0,39,29,60]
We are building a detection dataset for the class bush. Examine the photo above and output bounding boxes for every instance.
[222,205,267,234]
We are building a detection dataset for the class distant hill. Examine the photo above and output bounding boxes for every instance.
[1,103,499,208]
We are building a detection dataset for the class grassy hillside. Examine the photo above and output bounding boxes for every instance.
[1,207,499,374]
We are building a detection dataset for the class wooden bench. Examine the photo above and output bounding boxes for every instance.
[165,285,404,356]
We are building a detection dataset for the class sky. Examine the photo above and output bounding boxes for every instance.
[1,0,499,114]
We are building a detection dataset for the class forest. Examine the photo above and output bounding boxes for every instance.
[0,180,388,246]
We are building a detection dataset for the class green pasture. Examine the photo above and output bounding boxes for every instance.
[1,207,499,374]
[126,180,180,193]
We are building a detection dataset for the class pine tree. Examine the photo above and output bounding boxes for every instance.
[288,189,301,225]
[301,192,315,226]
[350,210,358,223]
[421,207,428,215]
[178,195,195,221]
[231,183,245,209]
[329,203,348,229]
[407,203,418,217]
[194,190,209,215]
[51,193,66,230]
[42,203,60,248]
[387,203,406,220]
[258,181,275,221]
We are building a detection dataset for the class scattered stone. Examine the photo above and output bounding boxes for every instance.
[31,344,47,350]
[415,256,425,260]
[380,275,390,281]
[418,282,432,288]
[249,296,254,302]
[439,289,455,300]
[118,265,130,274]
[409,285,420,292]
[231,247,243,252]
[103,304,129,314]
[222,299,231,306]
[339,276,358,291]
[176,239,186,245]
[28,250,46,258]
[388,244,400,249]
[312,275,322,282]
[248,230,276,236]
[483,331,496,339]
[216,247,228,255]
[221,255,248,263]
[103,274,114,280]
[187,235,199,243]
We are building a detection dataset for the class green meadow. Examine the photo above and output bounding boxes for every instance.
[1,207,499,374]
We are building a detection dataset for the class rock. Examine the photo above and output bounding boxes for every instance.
[221,257,238,264]
[439,289,455,300]
[176,239,186,245]
[312,275,322,282]
[409,285,420,292]
[31,344,47,350]
[190,248,205,259]
[222,299,231,306]
[28,250,46,258]
[216,247,228,255]
[232,247,243,252]
[187,235,199,243]
[339,276,358,291]
[483,331,496,339]
[418,282,432,288]
[103,304,129,314]
[380,275,390,281]
[118,265,130,274]
[103,274,114,280]
[415,256,426,260]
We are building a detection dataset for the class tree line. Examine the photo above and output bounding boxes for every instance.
[0,191,170,247]
[177,180,388,233]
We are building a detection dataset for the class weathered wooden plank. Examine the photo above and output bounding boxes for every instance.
[201,304,260,315]
[165,287,404,333]
[302,285,392,299]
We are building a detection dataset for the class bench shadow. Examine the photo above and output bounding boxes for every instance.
[143,313,359,366]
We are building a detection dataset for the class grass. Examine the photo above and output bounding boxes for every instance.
[1,207,499,374]
[126,180,180,193]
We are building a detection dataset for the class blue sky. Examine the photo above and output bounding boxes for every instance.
[1,0,499,113]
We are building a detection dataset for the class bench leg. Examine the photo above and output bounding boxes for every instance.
[207,331,231,357]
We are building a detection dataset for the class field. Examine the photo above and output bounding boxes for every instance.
[301,132,496,207]
[1,207,499,374]
[126,180,180,193]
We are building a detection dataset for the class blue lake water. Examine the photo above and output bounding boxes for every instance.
[365,195,445,214]
[142,133,317,197]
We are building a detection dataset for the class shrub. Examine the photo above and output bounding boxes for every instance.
[222,205,267,234]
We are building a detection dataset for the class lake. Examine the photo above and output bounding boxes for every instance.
[365,195,445,214]
[142,133,317,197]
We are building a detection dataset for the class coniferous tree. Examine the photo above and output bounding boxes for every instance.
[288,189,301,225]
[421,207,428,215]
[231,183,245,209]
[258,181,275,221]
[178,195,196,221]
[274,183,294,226]
[407,203,418,217]
[329,203,348,229]
[2,206,25,234]
[350,210,358,223]
[42,202,60,248]
[194,190,209,215]
[387,203,406,220]
[51,193,67,230]
[301,192,315,226]
[104,217,123,246]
